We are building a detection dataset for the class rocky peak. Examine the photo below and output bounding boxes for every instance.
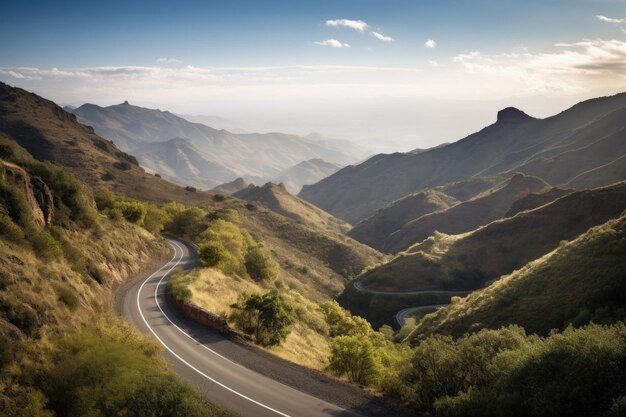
[497,107,533,124]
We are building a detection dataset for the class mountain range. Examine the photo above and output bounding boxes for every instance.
[299,96,626,224]
[68,102,368,190]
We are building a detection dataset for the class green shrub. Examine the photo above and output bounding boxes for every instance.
[245,245,279,281]
[329,335,379,385]
[29,230,63,260]
[165,204,207,237]
[199,241,228,267]
[0,298,40,337]
[0,213,25,243]
[230,292,294,346]
[118,201,147,225]
[0,181,33,227]
[44,329,230,417]
[169,270,193,302]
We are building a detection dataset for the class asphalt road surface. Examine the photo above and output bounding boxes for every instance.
[118,238,401,417]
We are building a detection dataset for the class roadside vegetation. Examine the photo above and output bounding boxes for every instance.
[0,138,233,416]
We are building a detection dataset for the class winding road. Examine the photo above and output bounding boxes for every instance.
[118,238,399,417]
[352,280,471,327]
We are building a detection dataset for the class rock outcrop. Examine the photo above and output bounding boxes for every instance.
[1,161,54,227]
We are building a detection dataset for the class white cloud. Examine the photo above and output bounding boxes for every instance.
[325,19,368,32]
[424,39,437,49]
[596,15,625,24]
[156,57,182,64]
[452,39,626,94]
[314,39,350,48]
[372,32,394,42]
[428,60,440,67]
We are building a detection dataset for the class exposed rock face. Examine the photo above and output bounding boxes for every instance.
[30,176,54,226]
[1,161,54,227]
[496,107,533,123]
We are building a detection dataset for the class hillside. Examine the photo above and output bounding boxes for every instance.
[211,177,250,194]
[299,94,626,224]
[505,187,573,217]
[70,102,364,187]
[382,174,551,253]
[412,212,626,339]
[348,189,459,251]
[132,137,238,189]
[234,182,351,234]
[0,82,383,301]
[340,181,626,326]
[0,134,231,415]
[272,158,341,194]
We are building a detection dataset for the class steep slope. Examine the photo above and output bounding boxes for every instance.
[132,137,238,189]
[0,82,201,205]
[272,158,341,194]
[299,94,626,223]
[0,82,383,301]
[211,177,250,194]
[234,182,351,234]
[382,174,551,253]
[348,190,459,251]
[70,102,363,183]
[504,187,573,217]
[340,182,626,325]
[566,154,626,189]
[413,212,626,338]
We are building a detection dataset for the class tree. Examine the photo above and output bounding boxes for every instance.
[199,241,228,267]
[328,335,379,385]
[230,292,293,346]
[245,245,279,281]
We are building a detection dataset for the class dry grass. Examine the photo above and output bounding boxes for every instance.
[188,267,331,370]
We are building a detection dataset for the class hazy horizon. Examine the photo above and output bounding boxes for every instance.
[2,0,625,152]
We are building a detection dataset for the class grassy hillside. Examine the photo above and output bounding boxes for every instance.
[504,187,573,217]
[0,82,384,301]
[300,94,626,224]
[348,189,458,251]
[341,181,626,326]
[0,137,233,416]
[234,182,351,234]
[382,174,550,253]
[412,212,626,339]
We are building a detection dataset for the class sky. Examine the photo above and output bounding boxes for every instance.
[1,0,626,152]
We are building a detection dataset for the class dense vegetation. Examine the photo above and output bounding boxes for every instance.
[230,292,294,346]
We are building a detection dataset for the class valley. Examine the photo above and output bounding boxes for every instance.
[1,70,625,417]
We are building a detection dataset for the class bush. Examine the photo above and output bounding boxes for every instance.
[118,201,147,225]
[199,241,228,267]
[0,299,40,337]
[112,161,131,170]
[230,292,294,346]
[329,335,379,385]
[320,301,372,337]
[169,270,193,302]
[30,230,63,260]
[0,213,25,243]
[44,329,229,417]
[245,245,279,281]
[164,204,207,237]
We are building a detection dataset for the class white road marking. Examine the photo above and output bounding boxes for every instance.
[135,239,292,417]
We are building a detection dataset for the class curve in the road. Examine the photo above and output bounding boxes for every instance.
[119,238,399,417]
[352,279,471,327]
